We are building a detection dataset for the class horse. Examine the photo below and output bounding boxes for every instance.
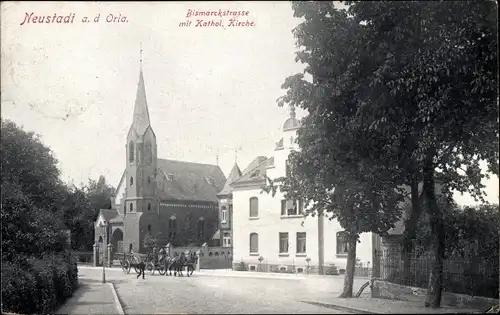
[167,254,186,277]
[183,252,198,276]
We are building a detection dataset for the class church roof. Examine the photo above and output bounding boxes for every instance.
[156,159,226,202]
[131,69,151,136]
[99,209,119,222]
[231,156,273,186]
[217,163,242,196]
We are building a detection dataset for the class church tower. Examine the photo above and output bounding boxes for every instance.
[124,55,158,216]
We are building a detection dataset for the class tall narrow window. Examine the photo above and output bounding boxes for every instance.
[249,197,259,218]
[144,140,152,165]
[129,203,134,212]
[279,232,289,254]
[129,141,135,163]
[168,216,177,239]
[223,232,231,247]
[147,203,151,211]
[147,224,151,234]
[296,232,306,254]
[221,206,227,223]
[130,177,134,187]
[249,233,258,253]
[197,217,205,240]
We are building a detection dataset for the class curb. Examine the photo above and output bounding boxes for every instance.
[108,282,125,315]
[195,271,305,281]
[302,301,378,314]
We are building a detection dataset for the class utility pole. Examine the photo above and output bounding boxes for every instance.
[318,209,325,275]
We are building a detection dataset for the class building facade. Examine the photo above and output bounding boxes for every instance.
[230,108,374,272]
[94,65,226,254]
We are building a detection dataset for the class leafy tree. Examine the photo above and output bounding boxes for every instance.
[344,0,498,307]
[1,119,69,261]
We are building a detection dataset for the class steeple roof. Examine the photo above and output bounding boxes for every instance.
[217,163,242,196]
[131,68,151,135]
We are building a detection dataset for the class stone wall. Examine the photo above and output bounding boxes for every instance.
[372,280,499,310]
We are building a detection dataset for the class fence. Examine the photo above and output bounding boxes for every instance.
[377,250,499,299]
[75,251,93,264]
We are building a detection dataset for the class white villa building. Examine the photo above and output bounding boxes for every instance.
[229,107,375,273]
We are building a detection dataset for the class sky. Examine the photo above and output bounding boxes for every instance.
[1,1,498,206]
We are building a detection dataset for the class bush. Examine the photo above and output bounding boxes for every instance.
[325,264,339,275]
[1,252,79,314]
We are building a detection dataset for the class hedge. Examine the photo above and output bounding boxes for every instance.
[1,252,79,314]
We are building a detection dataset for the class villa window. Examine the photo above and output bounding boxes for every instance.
[129,203,134,212]
[279,232,289,254]
[130,177,134,187]
[336,231,349,255]
[296,232,306,254]
[249,197,259,218]
[281,199,304,216]
[249,233,258,253]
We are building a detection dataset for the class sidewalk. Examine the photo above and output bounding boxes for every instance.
[305,296,484,314]
[55,280,123,315]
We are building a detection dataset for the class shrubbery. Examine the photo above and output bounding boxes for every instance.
[1,253,78,314]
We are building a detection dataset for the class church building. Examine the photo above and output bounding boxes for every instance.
[94,63,226,254]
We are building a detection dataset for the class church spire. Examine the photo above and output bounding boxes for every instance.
[132,43,151,135]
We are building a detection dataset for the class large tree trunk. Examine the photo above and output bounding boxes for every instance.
[423,150,444,308]
[339,234,358,298]
[402,177,422,285]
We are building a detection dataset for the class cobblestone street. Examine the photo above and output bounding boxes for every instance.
[79,267,359,314]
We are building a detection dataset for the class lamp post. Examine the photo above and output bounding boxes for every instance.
[100,220,108,283]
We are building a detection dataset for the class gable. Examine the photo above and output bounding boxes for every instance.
[114,170,126,210]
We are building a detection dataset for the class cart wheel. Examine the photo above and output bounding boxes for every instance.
[121,260,131,274]
[147,262,155,275]
[158,265,166,275]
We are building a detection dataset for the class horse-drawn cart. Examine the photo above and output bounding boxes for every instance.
[146,256,167,275]
[120,253,146,274]
[120,253,168,275]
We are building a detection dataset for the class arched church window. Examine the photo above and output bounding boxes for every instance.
[130,177,134,187]
[197,217,205,240]
[144,140,153,165]
[129,141,135,163]
[168,216,177,239]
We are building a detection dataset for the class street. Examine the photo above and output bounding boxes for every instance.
[78,267,365,314]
